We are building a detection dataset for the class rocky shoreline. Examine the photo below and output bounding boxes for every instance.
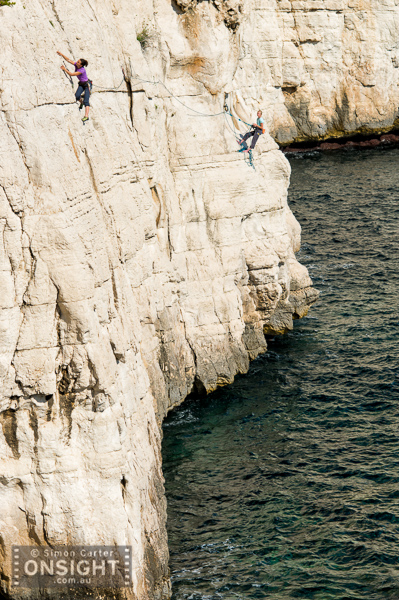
[282,133,399,156]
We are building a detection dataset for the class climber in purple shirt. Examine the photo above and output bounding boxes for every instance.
[57,51,91,123]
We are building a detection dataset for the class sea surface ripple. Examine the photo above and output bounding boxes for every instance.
[162,149,399,600]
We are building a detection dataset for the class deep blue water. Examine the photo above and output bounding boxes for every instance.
[162,149,399,600]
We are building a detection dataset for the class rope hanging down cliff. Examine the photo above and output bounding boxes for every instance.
[224,109,253,169]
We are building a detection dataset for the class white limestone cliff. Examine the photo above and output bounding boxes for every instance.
[237,0,399,144]
[4,0,380,598]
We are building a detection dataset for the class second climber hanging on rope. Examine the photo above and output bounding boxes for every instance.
[57,50,91,123]
[238,110,265,152]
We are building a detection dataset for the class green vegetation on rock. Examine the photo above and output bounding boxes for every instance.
[137,25,150,48]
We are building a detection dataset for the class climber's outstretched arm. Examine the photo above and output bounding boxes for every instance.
[57,51,75,65]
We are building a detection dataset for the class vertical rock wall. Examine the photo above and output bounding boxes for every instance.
[236,0,399,143]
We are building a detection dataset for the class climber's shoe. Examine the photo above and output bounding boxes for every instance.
[79,99,84,111]
[82,116,89,124]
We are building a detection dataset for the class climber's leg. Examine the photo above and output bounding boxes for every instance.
[75,84,84,103]
[239,130,254,145]
[250,130,261,149]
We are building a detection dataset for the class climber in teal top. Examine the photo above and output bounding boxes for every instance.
[238,110,265,152]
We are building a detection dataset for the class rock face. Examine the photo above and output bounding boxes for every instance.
[240,0,399,144]
[0,1,322,599]
[4,0,399,594]
[6,0,399,594]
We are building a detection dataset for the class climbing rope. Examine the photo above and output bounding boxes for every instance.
[91,69,126,92]
[75,66,225,117]
[226,110,252,130]
[62,61,74,88]
[224,109,244,141]
[63,59,225,117]
[224,102,256,170]
[129,71,226,117]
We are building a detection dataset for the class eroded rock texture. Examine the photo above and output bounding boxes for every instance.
[0,1,321,598]
[174,0,243,29]
[239,0,399,143]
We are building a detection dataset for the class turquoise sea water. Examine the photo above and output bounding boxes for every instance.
[162,149,399,600]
